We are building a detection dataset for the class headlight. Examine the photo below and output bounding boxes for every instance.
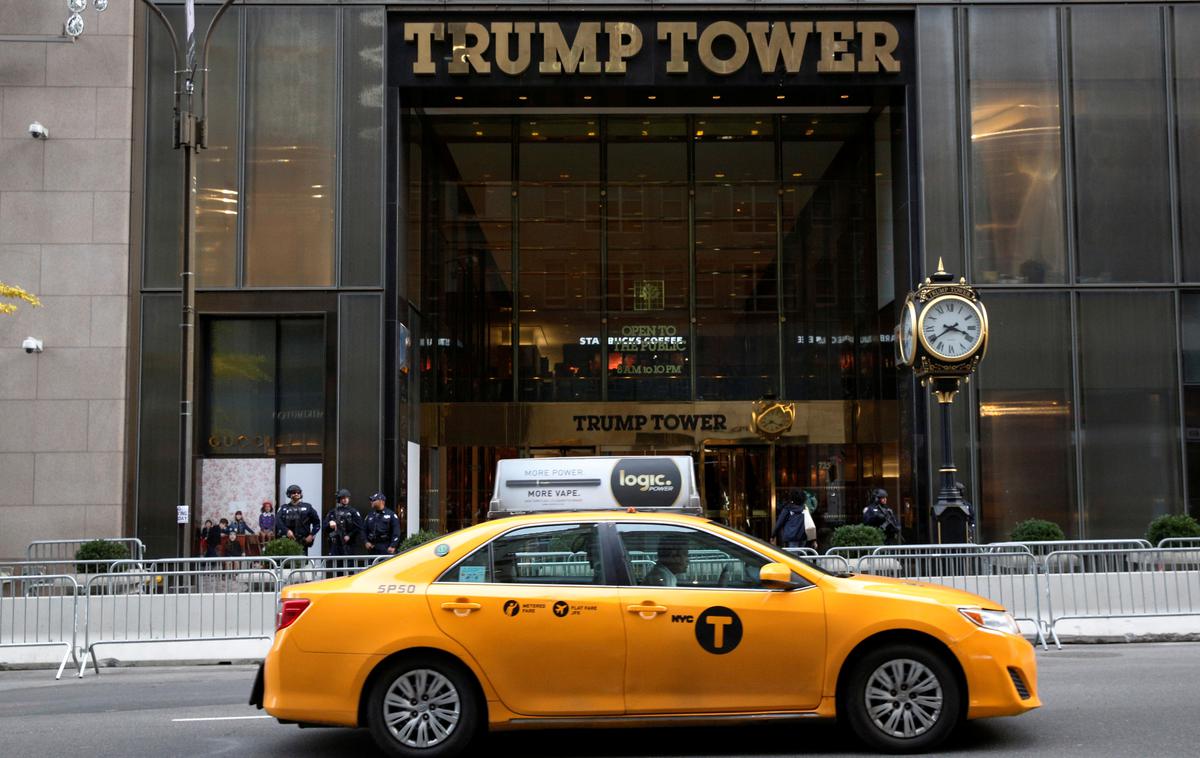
[959,607,1021,636]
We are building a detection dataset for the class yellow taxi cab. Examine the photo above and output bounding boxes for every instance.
[251,507,1040,756]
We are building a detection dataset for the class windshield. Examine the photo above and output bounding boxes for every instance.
[710,520,850,577]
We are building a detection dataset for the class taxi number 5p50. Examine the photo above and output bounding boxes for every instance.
[376,584,418,594]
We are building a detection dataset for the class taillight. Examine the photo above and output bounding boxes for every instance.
[277,598,311,631]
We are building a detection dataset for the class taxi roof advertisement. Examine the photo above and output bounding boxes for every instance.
[489,456,701,516]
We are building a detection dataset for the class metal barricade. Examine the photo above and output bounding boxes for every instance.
[1,575,80,679]
[825,545,877,564]
[782,547,819,557]
[1044,548,1200,645]
[990,540,1152,572]
[795,554,853,574]
[1159,537,1200,549]
[278,555,377,585]
[79,568,279,677]
[857,551,1048,649]
[26,538,145,563]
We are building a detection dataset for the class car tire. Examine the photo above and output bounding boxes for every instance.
[842,642,961,754]
[366,657,481,758]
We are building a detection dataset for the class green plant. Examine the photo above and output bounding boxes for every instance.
[1146,514,1200,546]
[399,529,442,553]
[74,539,130,573]
[830,524,886,548]
[1009,518,1065,543]
[262,537,306,557]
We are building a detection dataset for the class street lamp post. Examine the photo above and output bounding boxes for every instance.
[133,0,238,556]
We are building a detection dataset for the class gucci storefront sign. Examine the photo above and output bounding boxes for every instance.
[400,18,904,80]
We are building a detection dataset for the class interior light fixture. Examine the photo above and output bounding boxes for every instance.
[647,95,657,101]
[776,95,786,100]
[453,95,463,101]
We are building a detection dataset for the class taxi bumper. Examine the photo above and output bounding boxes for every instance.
[957,628,1042,719]
[261,632,381,727]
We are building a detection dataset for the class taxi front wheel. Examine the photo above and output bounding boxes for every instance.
[842,643,961,754]
[366,658,481,758]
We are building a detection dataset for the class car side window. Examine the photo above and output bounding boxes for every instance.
[615,524,772,589]
[438,524,605,585]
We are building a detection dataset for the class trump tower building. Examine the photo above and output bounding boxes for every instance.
[95,1,1200,555]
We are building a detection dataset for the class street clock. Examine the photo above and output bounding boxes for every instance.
[904,260,989,380]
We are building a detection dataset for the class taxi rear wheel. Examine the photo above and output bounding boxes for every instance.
[843,643,961,753]
[366,658,480,758]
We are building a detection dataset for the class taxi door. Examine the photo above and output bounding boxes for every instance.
[614,523,826,713]
[426,522,626,716]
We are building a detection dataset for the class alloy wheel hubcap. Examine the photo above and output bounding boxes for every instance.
[864,658,943,739]
[383,669,461,748]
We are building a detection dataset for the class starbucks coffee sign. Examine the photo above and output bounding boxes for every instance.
[393,14,914,87]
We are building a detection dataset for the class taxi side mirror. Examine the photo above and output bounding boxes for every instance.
[759,562,800,589]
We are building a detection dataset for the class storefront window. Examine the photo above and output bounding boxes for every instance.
[694,116,779,400]
[244,7,337,287]
[977,293,1077,540]
[607,117,690,401]
[968,7,1065,284]
[518,118,602,401]
[1071,6,1172,283]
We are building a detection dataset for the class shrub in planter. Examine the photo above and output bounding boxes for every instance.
[399,530,442,553]
[830,524,886,548]
[262,537,306,557]
[74,539,130,573]
[1146,514,1200,546]
[1009,519,1065,543]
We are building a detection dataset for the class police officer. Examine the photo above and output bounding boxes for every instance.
[363,491,401,556]
[325,488,365,556]
[276,484,321,555]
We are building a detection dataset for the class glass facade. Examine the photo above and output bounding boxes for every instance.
[130,4,1200,554]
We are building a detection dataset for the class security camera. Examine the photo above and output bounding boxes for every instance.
[22,337,44,354]
[29,122,48,140]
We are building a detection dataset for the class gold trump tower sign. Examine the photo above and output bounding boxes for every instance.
[399,18,904,79]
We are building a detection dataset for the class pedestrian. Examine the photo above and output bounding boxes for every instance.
[258,500,275,540]
[363,491,401,556]
[863,488,901,545]
[276,484,321,555]
[227,510,254,557]
[205,518,229,558]
[956,482,977,543]
[772,494,808,549]
[325,488,365,556]
[199,519,213,556]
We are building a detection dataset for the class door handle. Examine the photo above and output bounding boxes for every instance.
[626,604,668,617]
[441,601,482,616]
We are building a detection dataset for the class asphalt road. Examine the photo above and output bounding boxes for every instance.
[1,643,1197,757]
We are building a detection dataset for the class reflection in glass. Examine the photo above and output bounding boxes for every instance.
[1079,293,1180,537]
[244,7,337,287]
[1071,7,1172,283]
[204,320,276,454]
[694,116,778,400]
[194,10,239,287]
[607,117,689,400]
[977,293,1076,539]
[428,118,513,402]
[518,118,601,401]
[968,7,1065,284]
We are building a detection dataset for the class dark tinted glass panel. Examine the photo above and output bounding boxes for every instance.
[244,7,336,287]
[279,319,326,453]
[1079,293,1180,536]
[337,296,381,500]
[518,118,602,401]
[340,8,386,288]
[694,116,778,400]
[916,7,964,274]
[143,7,185,288]
[136,294,181,556]
[607,117,689,400]
[968,7,1065,284]
[977,293,1077,540]
[204,319,276,454]
[427,118,513,402]
[780,113,877,401]
[1177,7,1200,281]
[1072,7,1172,283]
[194,10,239,288]
[1179,295,1200,520]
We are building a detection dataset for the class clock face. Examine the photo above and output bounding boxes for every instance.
[918,295,986,362]
[898,299,917,366]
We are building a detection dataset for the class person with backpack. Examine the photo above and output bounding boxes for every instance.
[773,493,810,549]
[863,488,902,545]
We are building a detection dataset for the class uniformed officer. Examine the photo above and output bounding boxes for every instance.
[363,492,401,556]
[325,488,365,556]
[276,484,321,555]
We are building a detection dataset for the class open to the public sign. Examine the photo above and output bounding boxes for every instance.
[488,456,701,517]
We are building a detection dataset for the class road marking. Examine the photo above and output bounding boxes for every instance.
[171,715,273,723]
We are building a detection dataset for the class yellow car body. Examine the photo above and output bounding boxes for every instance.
[257,511,1039,755]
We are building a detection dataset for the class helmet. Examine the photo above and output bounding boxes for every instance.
[872,488,889,501]
[286,484,302,496]
[335,488,351,500]
[370,491,387,502]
